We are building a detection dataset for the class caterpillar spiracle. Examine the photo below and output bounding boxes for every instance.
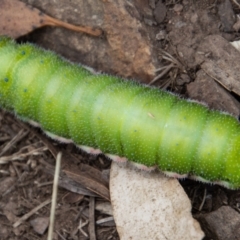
[0,36,240,189]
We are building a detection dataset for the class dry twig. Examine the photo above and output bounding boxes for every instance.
[47,152,62,240]
[149,49,185,88]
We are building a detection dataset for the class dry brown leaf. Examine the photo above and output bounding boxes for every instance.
[64,168,110,200]
[0,0,102,38]
[30,128,110,201]
[62,192,84,204]
[42,160,110,201]
[195,35,240,96]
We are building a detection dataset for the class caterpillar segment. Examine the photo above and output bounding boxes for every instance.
[1,36,240,189]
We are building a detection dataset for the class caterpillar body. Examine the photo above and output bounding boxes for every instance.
[0,36,240,189]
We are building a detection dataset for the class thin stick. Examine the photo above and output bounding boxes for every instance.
[0,129,28,157]
[199,188,207,211]
[44,16,102,37]
[47,152,62,240]
[0,146,48,164]
[233,0,240,8]
[149,64,174,85]
[13,198,52,228]
[89,197,96,240]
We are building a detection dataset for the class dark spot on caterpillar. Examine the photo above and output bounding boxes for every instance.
[4,78,8,82]
[21,51,26,55]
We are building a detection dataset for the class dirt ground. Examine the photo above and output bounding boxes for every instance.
[1,0,240,239]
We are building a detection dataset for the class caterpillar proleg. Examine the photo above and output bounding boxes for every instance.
[0,36,240,189]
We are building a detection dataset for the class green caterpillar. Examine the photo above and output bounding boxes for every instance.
[0,36,240,189]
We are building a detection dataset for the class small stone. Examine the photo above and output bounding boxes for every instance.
[187,70,240,117]
[0,224,9,239]
[30,217,49,235]
[173,4,183,13]
[156,30,167,40]
[176,73,190,86]
[197,206,240,240]
[149,0,155,9]
[110,162,204,240]
[154,1,167,24]
[218,0,236,32]
[0,177,16,195]
[233,16,240,32]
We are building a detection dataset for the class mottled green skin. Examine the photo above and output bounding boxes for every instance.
[0,36,240,189]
